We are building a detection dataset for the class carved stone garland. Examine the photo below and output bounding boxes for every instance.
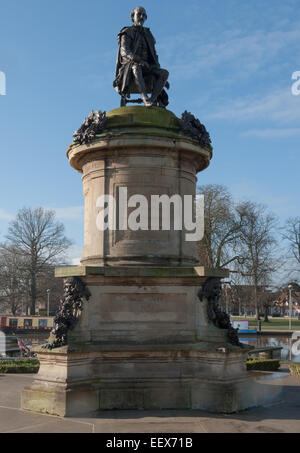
[198,277,242,347]
[178,111,212,151]
[43,277,91,349]
[73,110,107,145]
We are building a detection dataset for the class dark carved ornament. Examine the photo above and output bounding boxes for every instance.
[178,111,212,151]
[43,277,91,349]
[198,277,242,347]
[73,110,107,145]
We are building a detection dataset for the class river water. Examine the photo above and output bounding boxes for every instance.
[239,334,300,362]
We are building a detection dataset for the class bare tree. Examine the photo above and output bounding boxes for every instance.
[282,217,300,276]
[235,201,278,320]
[226,273,254,316]
[36,264,64,315]
[5,207,72,315]
[258,287,277,322]
[0,245,27,314]
[197,184,243,268]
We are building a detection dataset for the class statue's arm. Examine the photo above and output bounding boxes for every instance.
[120,32,147,66]
[120,34,134,62]
[154,46,160,67]
[120,33,143,64]
[146,28,160,67]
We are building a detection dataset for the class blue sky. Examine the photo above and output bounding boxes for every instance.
[0,0,299,264]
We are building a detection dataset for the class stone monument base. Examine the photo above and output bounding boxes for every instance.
[22,344,282,417]
[21,266,282,417]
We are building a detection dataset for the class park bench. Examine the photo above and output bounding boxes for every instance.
[248,346,283,359]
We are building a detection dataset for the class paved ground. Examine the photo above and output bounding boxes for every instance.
[1,368,300,433]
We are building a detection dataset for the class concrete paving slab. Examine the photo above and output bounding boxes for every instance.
[1,370,300,433]
[0,373,33,408]
[91,420,208,434]
[0,411,94,433]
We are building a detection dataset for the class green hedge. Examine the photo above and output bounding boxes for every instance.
[246,358,280,371]
[0,359,40,374]
[289,363,300,378]
[0,358,283,374]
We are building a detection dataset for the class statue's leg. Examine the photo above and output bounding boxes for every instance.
[157,89,169,108]
[121,96,126,107]
[150,69,169,104]
[132,64,152,106]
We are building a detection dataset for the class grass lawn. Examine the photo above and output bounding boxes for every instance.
[231,316,300,331]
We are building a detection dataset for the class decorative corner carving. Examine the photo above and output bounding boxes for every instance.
[178,111,212,150]
[73,110,107,145]
[198,277,242,347]
[43,277,91,349]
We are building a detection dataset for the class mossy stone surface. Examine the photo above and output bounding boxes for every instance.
[55,265,229,279]
[105,106,180,131]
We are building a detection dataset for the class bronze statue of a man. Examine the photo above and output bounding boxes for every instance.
[113,6,169,107]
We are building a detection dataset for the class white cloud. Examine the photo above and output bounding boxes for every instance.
[160,23,300,81]
[67,244,83,266]
[0,206,84,225]
[242,128,300,138]
[207,89,300,124]
[230,181,298,219]
[51,206,84,221]
[0,209,14,220]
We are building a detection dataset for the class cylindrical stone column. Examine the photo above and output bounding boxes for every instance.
[67,106,212,266]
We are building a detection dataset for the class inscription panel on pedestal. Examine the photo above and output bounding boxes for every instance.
[93,293,188,325]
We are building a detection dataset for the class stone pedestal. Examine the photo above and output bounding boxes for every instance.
[67,107,211,266]
[22,343,282,417]
[22,107,282,416]
[21,267,283,416]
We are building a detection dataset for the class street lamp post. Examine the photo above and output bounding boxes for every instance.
[288,284,293,330]
[46,289,51,317]
[223,281,231,314]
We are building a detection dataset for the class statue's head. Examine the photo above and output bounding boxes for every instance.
[131,6,147,26]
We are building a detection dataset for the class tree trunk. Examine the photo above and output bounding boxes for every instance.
[254,281,260,321]
[264,305,269,322]
[30,272,36,315]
